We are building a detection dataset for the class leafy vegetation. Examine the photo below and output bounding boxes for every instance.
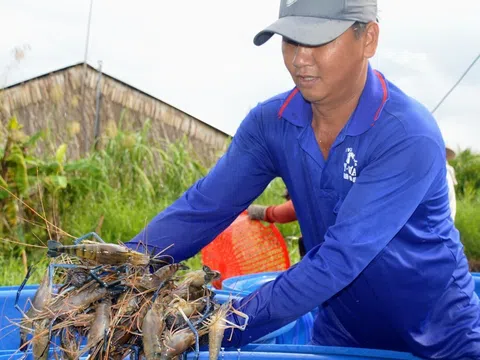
[448,148,480,265]
[0,116,478,285]
[0,116,212,284]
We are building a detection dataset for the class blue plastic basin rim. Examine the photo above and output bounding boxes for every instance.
[207,344,423,359]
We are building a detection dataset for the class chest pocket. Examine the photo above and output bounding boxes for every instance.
[298,150,346,249]
[316,189,343,231]
[302,189,343,250]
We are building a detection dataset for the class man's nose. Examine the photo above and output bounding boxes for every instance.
[292,46,314,68]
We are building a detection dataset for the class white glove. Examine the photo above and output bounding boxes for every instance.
[247,205,267,221]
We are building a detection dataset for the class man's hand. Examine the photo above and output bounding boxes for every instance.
[247,204,267,221]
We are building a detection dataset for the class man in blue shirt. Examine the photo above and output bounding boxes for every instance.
[126,0,480,358]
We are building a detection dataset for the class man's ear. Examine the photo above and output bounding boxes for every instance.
[363,22,380,59]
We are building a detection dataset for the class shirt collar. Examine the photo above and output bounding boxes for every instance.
[278,63,390,136]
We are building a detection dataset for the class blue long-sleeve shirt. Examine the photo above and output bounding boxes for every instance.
[126,64,480,359]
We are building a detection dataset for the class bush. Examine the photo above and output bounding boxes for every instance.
[456,197,480,262]
[1,123,479,286]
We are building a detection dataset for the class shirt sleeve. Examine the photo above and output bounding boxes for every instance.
[124,106,277,262]
[222,134,446,347]
[265,200,297,223]
[446,165,457,220]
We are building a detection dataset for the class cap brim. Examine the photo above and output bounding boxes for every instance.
[254,16,355,46]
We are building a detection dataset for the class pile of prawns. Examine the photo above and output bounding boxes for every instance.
[13,232,248,360]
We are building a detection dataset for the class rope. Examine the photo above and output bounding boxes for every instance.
[431,52,480,114]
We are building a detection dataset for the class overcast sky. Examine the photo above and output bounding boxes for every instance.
[1,0,479,152]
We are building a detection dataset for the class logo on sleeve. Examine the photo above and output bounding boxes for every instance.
[343,148,358,183]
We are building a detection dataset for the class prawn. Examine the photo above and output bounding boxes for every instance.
[47,239,166,266]
[141,299,166,360]
[202,301,249,360]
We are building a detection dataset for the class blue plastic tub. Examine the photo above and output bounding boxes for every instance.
[0,289,425,360]
[0,285,294,352]
[185,344,422,359]
[222,271,315,344]
[222,270,480,347]
[0,344,423,360]
[0,345,423,360]
[3,271,479,358]
[0,285,39,292]
[0,350,90,359]
[222,271,283,294]
[473,274,480,292]
[225,272,480,295]
[0,287,40,351]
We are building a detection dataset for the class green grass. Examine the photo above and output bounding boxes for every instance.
[456,197,480,260]
[1,121,478,287]
[0,253,48,285]
[0,180,299,286]
[0,123,301,286]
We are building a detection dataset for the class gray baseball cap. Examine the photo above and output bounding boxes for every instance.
[254,0,377,47]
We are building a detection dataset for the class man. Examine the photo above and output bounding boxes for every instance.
[126,0,480,358]
[446,146,458,221]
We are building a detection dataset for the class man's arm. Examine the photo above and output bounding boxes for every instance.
[247,200,297,223]
[125,106,277,262]
[223,134,446,347]
[265,200,297,223]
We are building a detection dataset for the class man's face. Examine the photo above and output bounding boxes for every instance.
[282,24,377,104]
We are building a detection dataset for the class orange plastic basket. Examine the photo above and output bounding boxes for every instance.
[201,211,291,289]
